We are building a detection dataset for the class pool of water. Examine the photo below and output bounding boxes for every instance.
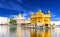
[0,25,60,37]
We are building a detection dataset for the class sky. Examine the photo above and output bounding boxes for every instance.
[0,0,60,21]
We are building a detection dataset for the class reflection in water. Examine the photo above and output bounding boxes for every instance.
[51,28,60,37]
[17,26,51,37]
[30,29,51,37]
[17,27,30,37]
[42,30,51,37]
[0,25,60,37]
[10,27,17,37]
[0,25,9,37]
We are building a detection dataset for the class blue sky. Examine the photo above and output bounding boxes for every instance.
[0,0,60,21]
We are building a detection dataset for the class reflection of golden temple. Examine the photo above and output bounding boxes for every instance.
[30,29,51,37]
[17,26,51,37]
[31,10,51,26]
[42,30,51,37]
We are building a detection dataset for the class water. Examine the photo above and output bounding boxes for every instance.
[0,25,60,37]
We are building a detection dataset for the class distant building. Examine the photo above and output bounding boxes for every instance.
[14,14,31,25]
[51,21,60,25]
[30,10,51,26]
[0,17,10,25]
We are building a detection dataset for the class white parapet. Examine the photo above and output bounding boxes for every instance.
[37,22,43,26]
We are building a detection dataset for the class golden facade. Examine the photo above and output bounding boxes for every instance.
[30,10,51,25]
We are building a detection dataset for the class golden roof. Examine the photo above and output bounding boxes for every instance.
[36,10,43,15]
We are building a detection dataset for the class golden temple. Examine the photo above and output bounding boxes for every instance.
[30,10,51,26]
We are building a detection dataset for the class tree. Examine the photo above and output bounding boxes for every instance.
[9,19,17,25]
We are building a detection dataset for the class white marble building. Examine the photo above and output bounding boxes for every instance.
[14,14,31,25]
[0,17,10,25]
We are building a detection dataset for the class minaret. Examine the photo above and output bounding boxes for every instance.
[36,10,43,14]
[30,12,34,18]
[39,10,42,12]
[48,10,51,25]
[48,10,50,14]
[48,10,51,17]
[39,10,42,13]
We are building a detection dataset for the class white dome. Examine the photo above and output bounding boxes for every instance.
[14,14,25,19]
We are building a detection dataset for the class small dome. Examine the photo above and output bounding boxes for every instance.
[36,10,43,14]
[48,10,50,14]
[39,10,42,12]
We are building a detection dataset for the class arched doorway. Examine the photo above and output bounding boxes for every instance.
[45,24,49,27]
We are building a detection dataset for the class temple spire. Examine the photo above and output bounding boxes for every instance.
[39,10,42,12]
[48,10,50,14]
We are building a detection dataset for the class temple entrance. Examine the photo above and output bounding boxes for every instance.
[21,23,26,25]
[36,22,43,27]
[45,24,49,27]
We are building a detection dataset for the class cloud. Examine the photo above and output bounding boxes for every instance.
[52,17,60,21]
[54,18,60,21]
[0,0,24,11]
[51,13,59,21]
[0,0,5,2]
[51,21,60,25]
[9,15,17,18]
[51,14,56,17]
[22,10,33,18]
[17,0,23,4]
[22,13,29,19]
[51,17,60,25]
[22,13,28,17]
